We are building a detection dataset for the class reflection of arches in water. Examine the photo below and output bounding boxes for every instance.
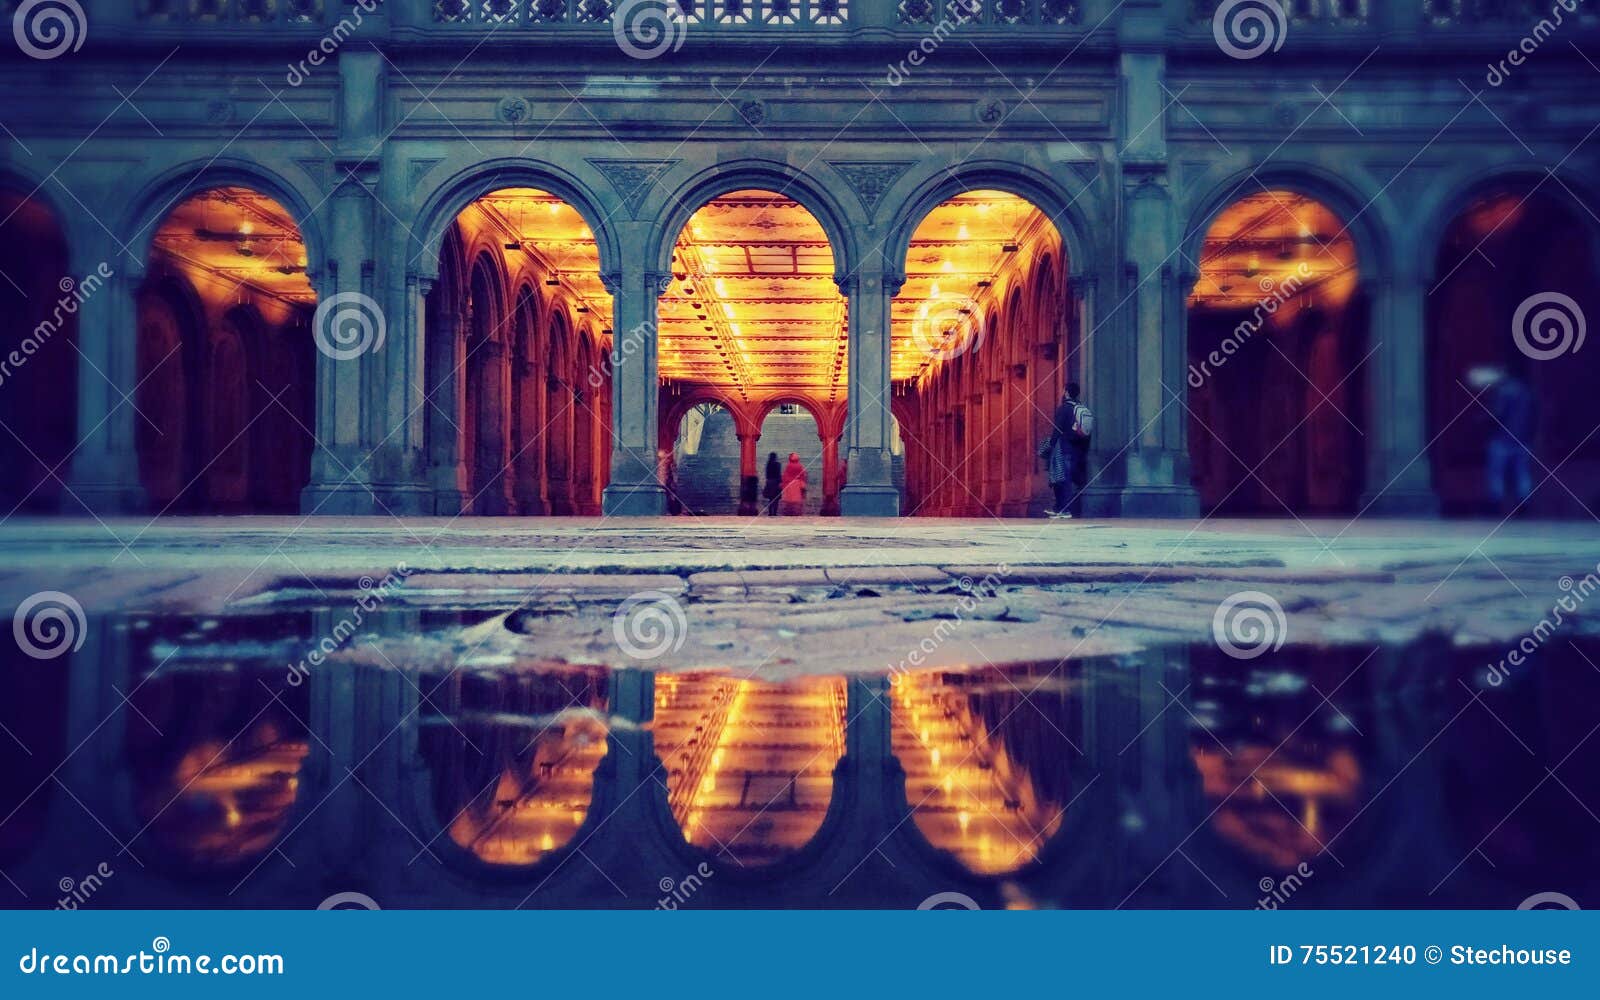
[126,663,310,870]
[653,674,845,866]
[1186,647,1369,871]
[0,645,69,866]
[420,667,609,867]
[891,666,1080,875]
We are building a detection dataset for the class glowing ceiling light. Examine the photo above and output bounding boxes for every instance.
[722,303,736,318]
[930,281,940,297]
[958,224,969,239]
[239,221,254,236]
[941,260,953,273]
[715,278,729,296]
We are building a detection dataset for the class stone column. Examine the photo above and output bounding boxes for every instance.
[476,338,513,515]
[1362,267,1439,513]
[67,261,148,513]
[600,237,668,516]
[1115,39,1200,517]
[737,431,758,516]
[839,268,900,516]
[303,49,386,514]
[425,300,467,514]
[821,433,842,516]
[515,349,548,514]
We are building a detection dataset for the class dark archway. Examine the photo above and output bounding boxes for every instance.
[1427,185,1600,517]
[1186,190,1368,516]
[139,187,316,513]
[0,188,77,513]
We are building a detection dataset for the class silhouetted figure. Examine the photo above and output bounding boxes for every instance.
[1039,381,1094,519]
[780,452,808,516]
[763,452,782,516]
[1471,366,1535,514]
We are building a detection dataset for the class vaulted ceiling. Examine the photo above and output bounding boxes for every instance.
[892,190,1059,384]
[1188,191,1358,311]
[661,190,847,404]
[151,187,315,306]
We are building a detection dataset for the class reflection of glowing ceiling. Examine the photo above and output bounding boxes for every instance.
[1188,191,1357,310]
[151,187,315,305]
[892,191,1058,383]
[662,191,847,402]
[471,188,612,328]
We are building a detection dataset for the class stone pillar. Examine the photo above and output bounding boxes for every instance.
[601,237,668,516]
[371,273,432,514]
[514,349,548,514]
[1362,268,1439,513]
[475,338,513,515]
[66,262,148,513]
[821,434,842,516]
[425,300,467,514]
[546,369,573,515]
[303,49,387,514]
[737,431,759,516]
[839,268,900,516]
[1115,41,1201,517]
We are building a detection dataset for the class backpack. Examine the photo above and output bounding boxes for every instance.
[1070,401,1094,442]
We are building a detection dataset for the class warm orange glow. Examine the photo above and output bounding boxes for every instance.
[1189,191,1358,311]
[1191,746,1361,870]
[152,187,315,307]
[457,188,613,330]
[653,673,846,866]
[661,191,846,402]
[892,191,1060,384]
[891,671,1065,875]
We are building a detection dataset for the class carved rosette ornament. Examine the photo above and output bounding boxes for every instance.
[828,161,915,216]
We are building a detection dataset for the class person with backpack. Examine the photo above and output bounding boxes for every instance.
[1038,381,1093,519]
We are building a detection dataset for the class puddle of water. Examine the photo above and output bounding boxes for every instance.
[3,610,1598,908]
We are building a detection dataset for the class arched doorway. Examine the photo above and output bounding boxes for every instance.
[1427,185,1600,516]
[758,402,826,516]
[891,191,1068,517]
[1186,190,1366,516]
[425,188,612,516]
[139,187,317,513]
[0,188,77,513]
[664,400,739,515]
[657,189,846,515]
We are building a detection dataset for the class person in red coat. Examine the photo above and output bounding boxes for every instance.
[779,452,808,516]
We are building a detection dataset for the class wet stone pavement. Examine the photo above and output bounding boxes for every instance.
[2,518,1599,908]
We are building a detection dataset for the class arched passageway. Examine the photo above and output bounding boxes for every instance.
[1427,186,1600,517]
[1186,190,1367,516]
[892,191,1068,517]
[425,188,611,515]
[137,187,316,513]
[664,401,737,515]
[656,190,847,516]
[0,189,77,513]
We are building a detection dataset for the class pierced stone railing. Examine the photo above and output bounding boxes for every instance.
[1421,0,1597,25]
[894,0,1081,27]
[429,0,849,26]
[1191,0,1370,26]
[135,0,328,22]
